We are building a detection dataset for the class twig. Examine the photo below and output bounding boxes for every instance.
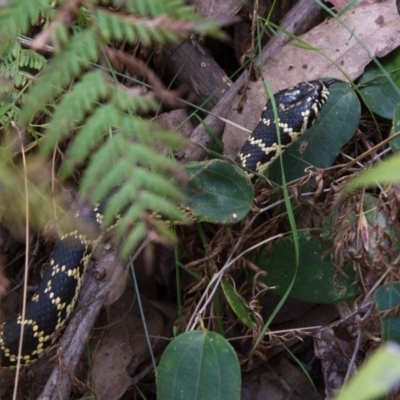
[186,233,282,331]
[32,0,83,50]
[103,47,186,109]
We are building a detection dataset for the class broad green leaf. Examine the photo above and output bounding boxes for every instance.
[347,153,400,190]
[182,160,254,224]
[221,280,253,328]
[375,283,400,343]
[157,330,241,400]
[336,343,400,400]
[255,231,360,303]
[359,49,400,119]
[268,80,360,185]
[390,104,400,153]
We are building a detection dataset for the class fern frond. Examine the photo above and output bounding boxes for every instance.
[44,67,173,160]
[57,103,120,175]
[16,47,47,71]
[0,102,19,130]
[96,5,221,45]
[104,183,139,221]
[76,6,92,29]
[81,133,187,225]
[0,43,46,130]
[0,0,221,255]
[116,116,184,147]
[0,64,17,84]
[96,161,180,203]
[96,10,188,44]
[110,86,157,114]
[59,101,183,176]
[138,191,185,220]
[20,30,99,125]
[123,0,195,19]
[0,0,50,55]
[122,222,149,257]
[43,69,111,150]
[0,43,46,86]
[81,134,184,199]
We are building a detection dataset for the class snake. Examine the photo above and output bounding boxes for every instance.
[0,79,334,369]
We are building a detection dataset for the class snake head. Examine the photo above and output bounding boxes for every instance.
[274,80,330,117]
[236,79,335,176]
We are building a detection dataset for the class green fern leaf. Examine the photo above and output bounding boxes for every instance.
[19,50,28,67]
[133,168,184,199]
[0,0,50,55]
[43,69,111,152]
[117,117,185,147]
[95,8,218,46]
[110,88,157,113]
[0,43,46,130]
[14,72,26,88]
[60,105,184,177]
[138,191,185,220]
[102,184,139,224]
[96,10,169,45]
[58,103,120,175]
[92,158,134,200]
[79,131,188,246]
[81,135,183,196]
[23,49,46,70]
[124,0,194,19]
[0,0,223,256]
[20,30,99,125]
[121,223,148,257]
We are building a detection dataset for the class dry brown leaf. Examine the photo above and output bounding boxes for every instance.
[91,327,134,400]
[153,109,194,138]
[90,311,147,400]
[194,0,242,18]
[242,356,320,400]
[90,289,177,399]
[314,328,355,399]
[223,1,400,158]
[330,0,380,12]
[329,0,352,11]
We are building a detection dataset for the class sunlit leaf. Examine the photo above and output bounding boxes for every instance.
[336,343,400,400]
[347,154,400,191]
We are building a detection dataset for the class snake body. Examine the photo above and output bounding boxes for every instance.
[0,207,101,368]
[0,79,333,368]
[236,80,332,176]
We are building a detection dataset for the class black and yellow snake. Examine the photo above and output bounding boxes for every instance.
[0,79,334,368]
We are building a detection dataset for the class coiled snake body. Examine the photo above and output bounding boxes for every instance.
[0,79,333,368]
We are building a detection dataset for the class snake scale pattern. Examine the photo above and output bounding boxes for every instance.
[0,79,334,368]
